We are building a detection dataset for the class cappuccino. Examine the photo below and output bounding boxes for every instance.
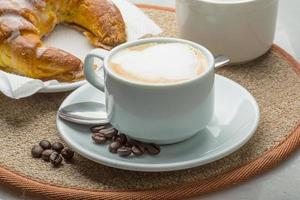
[109,43,208,84]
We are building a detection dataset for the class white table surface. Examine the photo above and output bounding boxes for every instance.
[1,0,299,199]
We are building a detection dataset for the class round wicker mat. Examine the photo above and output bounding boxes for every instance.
[0,5,299,200]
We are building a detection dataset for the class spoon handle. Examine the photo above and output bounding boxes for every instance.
[214,55,230,69]
[59,113,109,125]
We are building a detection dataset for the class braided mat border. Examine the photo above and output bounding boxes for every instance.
[0,5,299,200]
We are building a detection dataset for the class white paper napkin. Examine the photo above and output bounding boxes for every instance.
[0,0,162,99]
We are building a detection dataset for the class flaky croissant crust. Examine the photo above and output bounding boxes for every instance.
[0,0,126,82]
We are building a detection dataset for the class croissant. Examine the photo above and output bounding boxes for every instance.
[0,0,126,82]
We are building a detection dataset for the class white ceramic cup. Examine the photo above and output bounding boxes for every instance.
[176,0,279,64]
[84,38,215,144]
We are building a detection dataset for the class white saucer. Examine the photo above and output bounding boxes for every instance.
[56,75,260,172]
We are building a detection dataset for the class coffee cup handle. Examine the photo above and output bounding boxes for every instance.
[84,49,109,92]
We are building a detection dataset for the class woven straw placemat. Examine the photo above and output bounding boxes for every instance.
[0,5,299,200]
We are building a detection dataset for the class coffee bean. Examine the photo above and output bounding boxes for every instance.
[100,127,117,139]
[145,143,160,155]
[61,147,74,160]
[131,146,143,156]
[31,145,43,158]
[108,142,121,153]
[126,138,139,146]
[116,133,127,145]
[136,144,146,154]
[92,132,105,138]
[92,132,107,144]
[124,141,132,147]
[127,139,145,152]
[90,125,109,133]
[117,146,132,157]
[41,149,54,161]
[101,126,114,132]
[104,132,117,140]
[90,127,161,158]
[50,152,62,167]
[39,140,51,150]
[52,142,64,153]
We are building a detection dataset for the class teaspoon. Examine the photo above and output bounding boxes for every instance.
[58,102,108,125]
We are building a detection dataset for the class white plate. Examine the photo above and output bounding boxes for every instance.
[56,75,260,172]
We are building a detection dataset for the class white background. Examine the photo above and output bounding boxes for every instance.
[1,0,299,199]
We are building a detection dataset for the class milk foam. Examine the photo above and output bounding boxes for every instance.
[110,43,206,83]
